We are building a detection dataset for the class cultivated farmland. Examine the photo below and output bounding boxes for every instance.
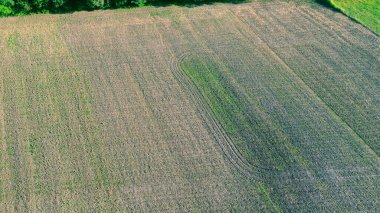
[0,0,379,211]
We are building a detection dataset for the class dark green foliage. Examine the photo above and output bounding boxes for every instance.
[86,0,105,9]
[31,0,49,10]
[51,0,64,8]
[0,0,14,7]
[0,0,135,16]
[14,0,31,13]
[113,0,128,7]
[0,0,248,16]
[132,0,146,7]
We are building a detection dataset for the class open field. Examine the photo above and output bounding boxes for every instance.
[0,0,379,211]
[328,0,380,34]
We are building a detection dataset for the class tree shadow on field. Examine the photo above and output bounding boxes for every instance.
[147,0,341,10]
[10,0,340,17]
[35,0,249,16]
[147,0,249,8]
[313,0,340,12]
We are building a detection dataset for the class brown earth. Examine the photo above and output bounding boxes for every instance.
[0,1,379,211]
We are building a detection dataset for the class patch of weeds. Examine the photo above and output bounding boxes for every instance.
[257,183,282,212]
[28,135,38,156]
[7,32,20,50]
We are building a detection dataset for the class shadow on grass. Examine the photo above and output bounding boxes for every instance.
[313,0,340,12]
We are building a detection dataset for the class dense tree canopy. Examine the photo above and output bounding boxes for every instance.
[0,0,154,15]
[0,0,250,16]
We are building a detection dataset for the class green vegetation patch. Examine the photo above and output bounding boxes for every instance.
[180,56,307,171]
[328,0,380,34]
[0,0,246,17]
[7,32,20,50]
[181,57,261,165]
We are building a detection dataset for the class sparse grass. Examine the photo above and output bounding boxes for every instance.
[7,32,20,50]
[149,9,174,16]
[181,56,305,171]
[0,1,379,212]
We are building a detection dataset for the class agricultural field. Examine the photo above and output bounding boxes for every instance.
[0,0,379,211]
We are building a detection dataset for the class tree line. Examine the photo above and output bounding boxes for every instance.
[0,0,152,16]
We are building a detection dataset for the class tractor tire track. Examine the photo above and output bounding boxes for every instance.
[170,52,275,180]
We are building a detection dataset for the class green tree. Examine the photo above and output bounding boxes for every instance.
[87,0,105,9]
[51,0,65,9]
[0,0,14,7]
[0,4,13,16]
[132,0,145,6]
[113,0,129,7]
[31,0,49,10]
[0,0,14,16]
[14,0,32,13]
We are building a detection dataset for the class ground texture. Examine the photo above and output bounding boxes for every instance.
[0,1,379,211]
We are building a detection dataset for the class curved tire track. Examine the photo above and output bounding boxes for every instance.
[170,52,280,180]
